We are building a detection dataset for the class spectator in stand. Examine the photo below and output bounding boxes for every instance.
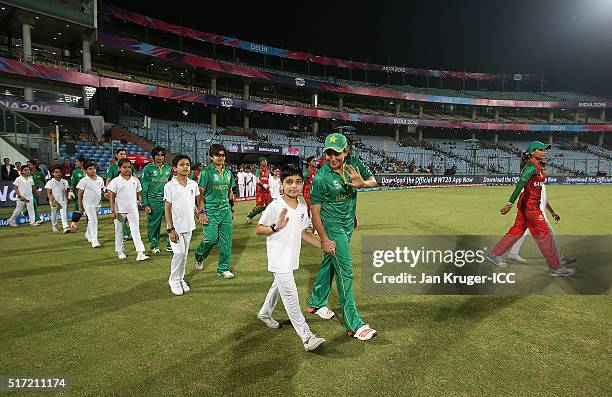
[427,164,434,173]
[408,161,417,173]
[61,158,73,180]
[2,158,18,181]
[51,158,60,169]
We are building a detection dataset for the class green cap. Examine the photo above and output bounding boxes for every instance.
[323,133,348,153]
[526,141,551,152]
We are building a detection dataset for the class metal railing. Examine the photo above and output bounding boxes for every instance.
[0,103,55,163]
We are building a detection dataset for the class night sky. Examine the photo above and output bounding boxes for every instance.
[105,0,612,96]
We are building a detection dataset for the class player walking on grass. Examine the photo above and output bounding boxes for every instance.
[141,147,173,254]
[246,157,272,223]
[7,165,39,227]
[69,156,86,229]
[28,160,45,224]
[507,183,576,266]
[76,161,105,248]
[164,155,206,296]
[106,148,134,241]
[45,166,70,233]
[255,164,326,351]
[487,141,576,276]
[194,144,236,279]
[307,133,379,341]
[107,159,150,262]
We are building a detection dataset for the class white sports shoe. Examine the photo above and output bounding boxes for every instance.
[307,306,335,320]
[219,270,235,279]
[52,225,58,232]
[194,260,203,271]
[31,222,41,227]
[136,252,150,261]
[91,241,101,248]
[170,283,184,296]
[508,253,528,263]
[118,252,127,260]
[351,324,377,341]
[180,280,191,293]
[304,336,326,351]
[63,228,70,234]
[8,220,17,227]
[257,313,281,329]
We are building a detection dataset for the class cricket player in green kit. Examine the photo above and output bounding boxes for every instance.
[194,144,236,279]
[69,156,86,212]
[28,160,45,223]
[307,133,379,341]
[141,147,172,254]
[106,148,134,240]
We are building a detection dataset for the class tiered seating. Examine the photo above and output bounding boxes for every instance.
[59,139,149,172]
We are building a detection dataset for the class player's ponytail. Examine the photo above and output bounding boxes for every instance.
[519,151,531,172]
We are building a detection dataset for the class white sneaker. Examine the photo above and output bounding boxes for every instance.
[304,336,326,351]
[52,225,58,232]
[246,216,252,224]
[31,222,41,227]
[63,228,70,234]
[194,260,203,271]
[8,220,17,227]
[170,283,183,296]
[136,252,150,261]
[180,280,191,293]
[351,324,377,341]
[219,270,235,279]
[307,306,335,320]
[257,313,281,329]
[91,241,101,248]
[508,253,528,263]
[36,220,44,225]
[118,252,127,260]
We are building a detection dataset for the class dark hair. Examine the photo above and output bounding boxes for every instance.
[520,151,546,173]
[307,156,316,163]
[51,166,62,173]
[172,154,191,167]
[151,146,166,157]
[209,144,226,158]
[21,165,30,171]
[519,152,531,172]
[115,148,126,156]
[77,156,86,164]
[84,161,96,170]
[280,164,302,182]
[3,158,8,162]
[117,158,132,168]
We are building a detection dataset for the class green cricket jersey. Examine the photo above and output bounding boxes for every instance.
[30,170,45,189]
[310,155,373,226]
[198,163,235,211]
[70,168,86,189]
[141,163,172,205]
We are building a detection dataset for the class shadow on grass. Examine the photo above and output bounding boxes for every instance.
[0,257,121,280]
[0,278,172,340]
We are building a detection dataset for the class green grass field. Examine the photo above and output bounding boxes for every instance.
[1,185,610,396]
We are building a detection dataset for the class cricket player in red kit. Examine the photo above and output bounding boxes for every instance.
[246,157,272,223]
[302,156,318,215]
[487,141,576,277]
